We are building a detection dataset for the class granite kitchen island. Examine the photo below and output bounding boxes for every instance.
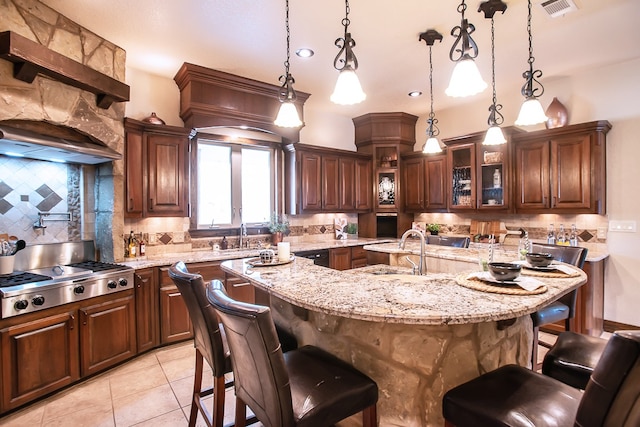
[221,253,587,427]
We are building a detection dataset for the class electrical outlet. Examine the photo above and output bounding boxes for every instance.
[597,227,607,239]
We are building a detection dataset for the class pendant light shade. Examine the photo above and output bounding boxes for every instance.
[331,0,366,105]
[419,30,444,154]
[446,0,487,98]
[479,0,508,145]
[330,65,366,105]
[274,0,302,128]
[515,0,547,126]
[445,57,487,97]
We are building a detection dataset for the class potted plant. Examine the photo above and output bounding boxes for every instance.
[268,212,289,244]
[345,223,358,238]
[426,223,440,236]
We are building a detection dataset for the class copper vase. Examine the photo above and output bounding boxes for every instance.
[545,97,568,129]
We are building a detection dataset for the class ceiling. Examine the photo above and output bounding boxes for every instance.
[41,0,640,120]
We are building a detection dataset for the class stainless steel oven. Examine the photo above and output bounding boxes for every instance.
[0,241,134,319]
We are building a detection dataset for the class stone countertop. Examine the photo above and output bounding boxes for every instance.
[119,238,393,269]
[363,241,609,263]
[220,256,587,326]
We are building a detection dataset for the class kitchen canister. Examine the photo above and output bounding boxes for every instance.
[0,255,15,275]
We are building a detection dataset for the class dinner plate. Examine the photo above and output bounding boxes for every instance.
[522,264,558,272]
[246,255,295,267]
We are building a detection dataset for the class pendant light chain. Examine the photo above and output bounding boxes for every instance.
[429,44,435,120]
[284,0,291,74]
[488,14,504,126]
[527,0,534,67]
[343,0,351,30]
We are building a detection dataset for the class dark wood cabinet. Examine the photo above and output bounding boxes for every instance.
[513,121,610,214]
[447,142,477,211]
[135,268,158,354]
[1,310,79,411]
[158,266,193,344]
[350,245,368,269]
[79,292,137,377]
[329,247,352,271]
[285,143,372,214]
[124,118,190,218]
[402,153,447,212]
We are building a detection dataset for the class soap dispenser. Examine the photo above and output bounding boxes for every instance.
[221,236,228,250]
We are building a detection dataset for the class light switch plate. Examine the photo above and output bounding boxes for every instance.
[597,227,607,239]
[609,220,637,233]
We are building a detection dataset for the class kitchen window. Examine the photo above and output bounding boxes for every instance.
[193,137,277,230]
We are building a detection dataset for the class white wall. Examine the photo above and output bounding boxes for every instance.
[125,58,640,327]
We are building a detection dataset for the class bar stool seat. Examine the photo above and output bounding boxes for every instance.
[542,331,608,389]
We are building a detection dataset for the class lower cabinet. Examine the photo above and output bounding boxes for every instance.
[1,310,79,411]
[135,268,159,353]
[159,265,194,345]
[79,293,137,377]
[329,245,368,271]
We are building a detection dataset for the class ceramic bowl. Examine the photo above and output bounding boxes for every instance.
[526,252,554,267]
[488,262,522,281]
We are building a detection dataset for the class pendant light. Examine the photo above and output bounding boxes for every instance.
[330,0,366,105]
[479,0,507,145]
[274,0,302,127]
[445,0,487,98]
[419,30,444,154]
[515,0,548,126]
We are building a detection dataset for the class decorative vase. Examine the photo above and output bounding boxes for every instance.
[429,231,439,236]
[545,97,568,129]
[271,232,283,245]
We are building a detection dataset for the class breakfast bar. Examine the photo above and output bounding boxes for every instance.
[221,250,587,426]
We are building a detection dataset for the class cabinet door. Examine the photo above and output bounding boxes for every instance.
[339,157,356,211]
[329,247,352,271]
[160,286,194,344]
[515,140,550,210]
[322,155,340,211]
[425,155,447,210]
[135,268,158,354]
[124,128,145,218]
[79,292,136,376]
[478,146,508,210]
[225,273,255,304]
[147,133,189,216]
[355,158,372,211]
[448,143,476,210]
[551,134,591,210]
[300,152,322,211]
[1,311,79,410]
[403,157,424,212]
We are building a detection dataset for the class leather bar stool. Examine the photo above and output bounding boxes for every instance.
[542,331,608,389]
[443,330,640,427]
[529,243,588,370]
[207,280,379,427]
[169,262,297,427]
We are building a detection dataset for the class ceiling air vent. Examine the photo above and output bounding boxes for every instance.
[538,0,578,18]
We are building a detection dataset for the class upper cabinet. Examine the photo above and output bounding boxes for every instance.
[442,127,518,212]
[284,143,372,214]
[512,121,611,214]
[402,152,447,213]
[124,118,190,218]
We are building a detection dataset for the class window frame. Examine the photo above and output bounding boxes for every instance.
[189,133,283,237]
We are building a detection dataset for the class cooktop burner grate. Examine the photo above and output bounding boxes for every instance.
[66,261,130,272]
[0,272,53,288]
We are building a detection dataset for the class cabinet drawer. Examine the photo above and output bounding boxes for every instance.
[351,245,367,260]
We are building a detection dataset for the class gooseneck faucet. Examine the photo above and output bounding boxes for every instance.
[399,229,427,275]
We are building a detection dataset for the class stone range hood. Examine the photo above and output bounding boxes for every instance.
[1,0,131,261]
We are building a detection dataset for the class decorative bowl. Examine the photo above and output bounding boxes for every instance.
[526,252,554,267]
[488,262,522,282]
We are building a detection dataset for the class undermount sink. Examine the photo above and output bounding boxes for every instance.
[368,267,411,275]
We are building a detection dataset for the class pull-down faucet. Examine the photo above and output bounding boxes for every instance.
[399,229,427,275]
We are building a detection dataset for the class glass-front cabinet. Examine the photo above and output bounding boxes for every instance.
[479,147,508,208]
[448,142,476,210]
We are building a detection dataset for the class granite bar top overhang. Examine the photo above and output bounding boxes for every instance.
[221,257,587,326]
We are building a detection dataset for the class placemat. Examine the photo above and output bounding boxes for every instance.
[456,273,548,295]
[520,268,581,278]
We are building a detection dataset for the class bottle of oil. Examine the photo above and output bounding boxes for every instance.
[128,230,137,257]
[557,224,568,246]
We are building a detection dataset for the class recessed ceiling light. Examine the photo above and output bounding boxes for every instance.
[295,48,314,58]
[408,91,423,97]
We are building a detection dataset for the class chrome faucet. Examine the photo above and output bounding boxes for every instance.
[239,223,248,248]
[399,229,427,275]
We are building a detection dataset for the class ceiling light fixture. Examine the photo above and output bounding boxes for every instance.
[295,48,314,58]
[515,0,548,126]
[408,91,422,97]
[274,0,303,128]
[479,0,507,145]
[330,0,366,105]
[445,0,487,98]
[419,29,444,154]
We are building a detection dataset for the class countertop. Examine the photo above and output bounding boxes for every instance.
[119,238,393,269]
[220,256,587,326]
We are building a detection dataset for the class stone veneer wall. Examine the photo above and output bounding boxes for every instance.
[0,0,127,261]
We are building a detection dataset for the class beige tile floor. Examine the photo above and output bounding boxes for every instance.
[0,332,606,427]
